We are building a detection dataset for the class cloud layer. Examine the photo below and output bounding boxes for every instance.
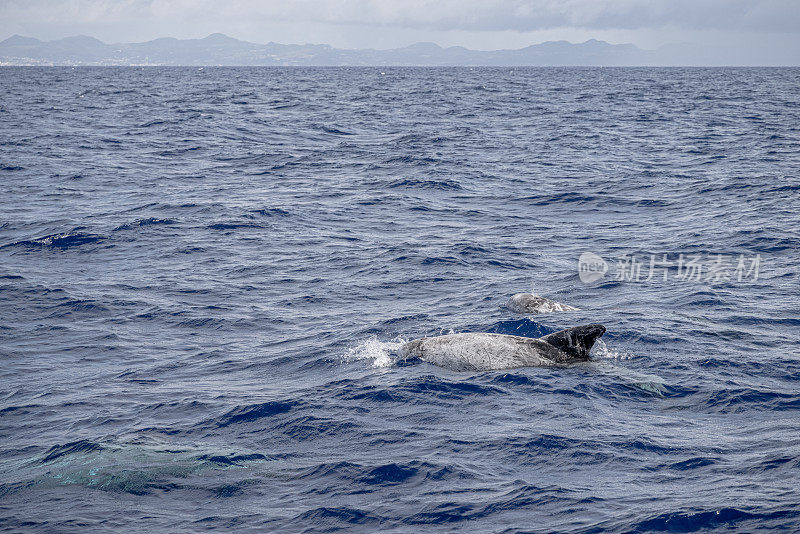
[3,0,799,33]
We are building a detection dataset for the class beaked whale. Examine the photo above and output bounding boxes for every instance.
[398,324,605,371]
[507,293,579,314]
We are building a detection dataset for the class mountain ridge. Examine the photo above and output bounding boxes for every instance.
[0,33,786,66]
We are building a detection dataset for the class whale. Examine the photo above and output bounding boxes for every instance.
[507,293,578,314]
[398,324,606,371]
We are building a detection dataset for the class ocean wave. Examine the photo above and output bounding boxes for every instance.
[39,439,104,463]
[215,400,298,427]
[386,177,463,190]
[206,222,268,230]
[196,453,270,466]
[248,207,291,217]
[631,507,799,532]
[316,124,355,135]
[114,217,176,231]
[334,375,506,403]
[2,230,106,250]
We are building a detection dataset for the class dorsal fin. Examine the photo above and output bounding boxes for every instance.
[540,324,606,361]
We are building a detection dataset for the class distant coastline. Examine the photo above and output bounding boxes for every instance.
[1,33,794,67]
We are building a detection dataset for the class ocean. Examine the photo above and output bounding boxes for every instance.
[1,66,799,532]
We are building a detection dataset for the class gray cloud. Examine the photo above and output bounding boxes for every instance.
[2,0,799,34]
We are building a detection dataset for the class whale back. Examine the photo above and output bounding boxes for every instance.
[398,333,560,371]
[540,324,606,361]
[398,324,607,371]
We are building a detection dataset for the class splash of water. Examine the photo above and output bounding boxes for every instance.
[342,337,407,369]
[591,338,636,361]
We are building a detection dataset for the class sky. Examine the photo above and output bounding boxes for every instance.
[1,0,799,61]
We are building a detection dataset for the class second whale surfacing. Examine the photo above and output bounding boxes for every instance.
[507,293,579,314]
[398,324,606,371]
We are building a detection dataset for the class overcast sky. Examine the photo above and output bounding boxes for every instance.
[1,0,799,59]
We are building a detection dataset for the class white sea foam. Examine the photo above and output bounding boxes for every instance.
[591,338,636,361]
[342,337,406,368]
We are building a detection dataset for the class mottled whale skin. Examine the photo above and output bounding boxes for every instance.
[399,324,605,371]
[507,293,579,314]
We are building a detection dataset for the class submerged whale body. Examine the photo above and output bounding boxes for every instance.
[507,293,578,314]
[399,324,606,371]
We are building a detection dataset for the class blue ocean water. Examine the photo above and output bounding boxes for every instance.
[0,66,799,532]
